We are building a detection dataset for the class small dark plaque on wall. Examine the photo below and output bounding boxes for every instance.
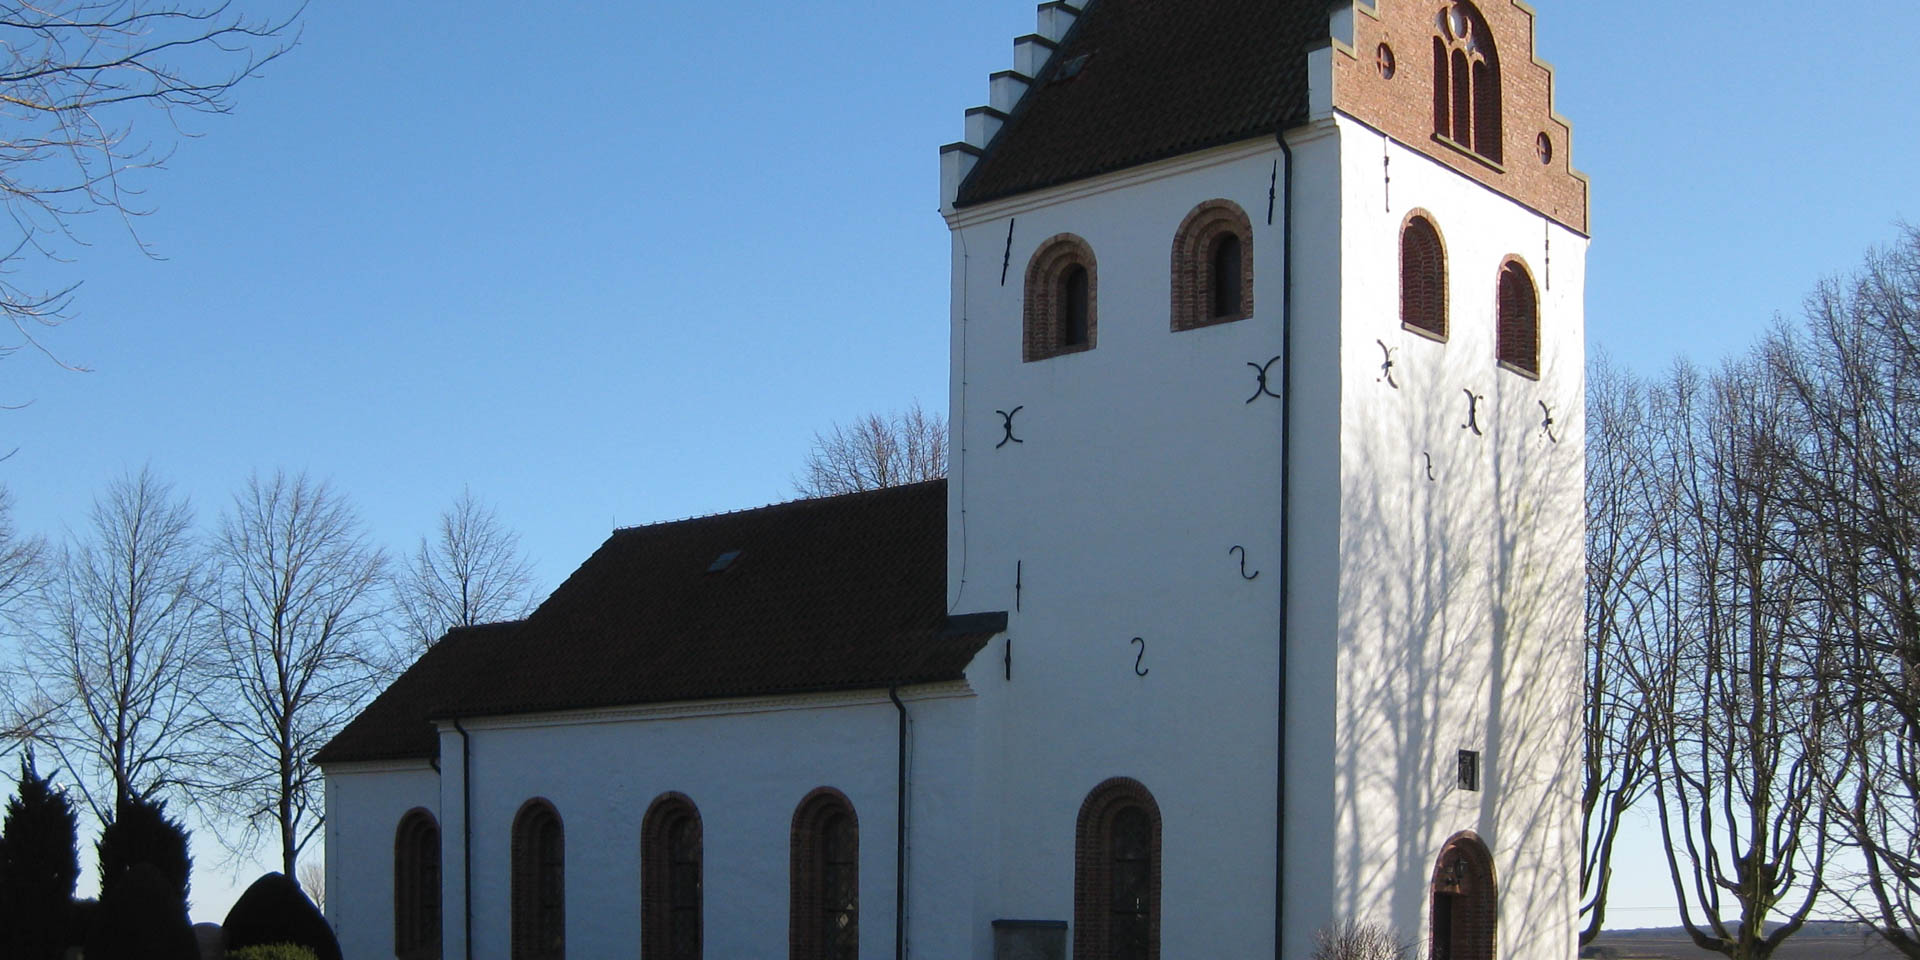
[1458,750,1481,791]
[994,919,1068,960]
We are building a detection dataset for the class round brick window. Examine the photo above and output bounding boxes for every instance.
[1377,43,1396,79]
[1535,132,1553,164]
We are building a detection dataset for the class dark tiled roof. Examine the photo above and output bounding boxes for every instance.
[955,0,1328,208]
[317,480,999,765]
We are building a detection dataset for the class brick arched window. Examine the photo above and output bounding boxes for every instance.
[1073,778,1161,960]
[1430,832,1497,960]
[1400,212,1448,339]
[1024,234,1098,361]
[1171,199,1254,331]
[1432,2,1502,163]
[790,788,858,960]
[1495,257,1539,376]
[642,793,703,960]
[512,799,565,960]
[394,808,442,960]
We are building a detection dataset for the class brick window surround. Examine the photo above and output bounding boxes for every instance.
[1432,1,1503,164]
[1430,831,1497,960]
[1400,212,1448,339]
[512,798,565,960]
[1073,777,1162,960]
[790,787,859,960]
[1171,199,1255,331]
[642,793,703,960]
[394,808,442,960]
[1024,234,1099,362]
[1495,257,1539,377]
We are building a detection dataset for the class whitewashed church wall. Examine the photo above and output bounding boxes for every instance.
[322,761,440,960]
[1330,114,1586,960]
[945,138,1317,959]
[449,688,976,960]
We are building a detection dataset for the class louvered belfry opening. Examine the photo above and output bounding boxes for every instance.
[790,788,859,960]
[1432,1,1503,163]
[1495,258,1539,375]
[642,794,704,960]
[394,809,442,960]
[512,799,566,960]
[1400,214,1448,338]
[1074,778,1162,960]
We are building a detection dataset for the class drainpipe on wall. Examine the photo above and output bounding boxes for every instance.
[1272,131,1296,960]
[453,718,474,960]
[889,685,911,960]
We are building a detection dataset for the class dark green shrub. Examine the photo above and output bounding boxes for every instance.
[1,751,80,960]
[83,861,197,960]
[96,792,192,902]
[222,872,341,960]
[227,943,320,960]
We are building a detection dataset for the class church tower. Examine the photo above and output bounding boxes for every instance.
[940,2,1588,958]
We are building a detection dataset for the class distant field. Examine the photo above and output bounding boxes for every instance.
[1590,923,1904,960]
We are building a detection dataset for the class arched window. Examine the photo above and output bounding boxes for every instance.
[394,809,442,960]
[1171,199,1255,331]
[1400,213,1448,339]
[1495,258,1539,376]
[1430,832,1497,960]
[790,788,858,960]
[1074,778,1161,960]
[642,794,703,960]
[512,799,565,960]
[1024,234,1098,361]
[1432,2,1502,163]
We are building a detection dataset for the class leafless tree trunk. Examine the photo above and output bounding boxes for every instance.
[392,487,537,653]
[201,469,385,878]
[1767,226,1920,958]
[0,1,301,366]
[795,401,948,497]
[1582,356,1668,944]
[23,466,214,821]
[1644,359,1835,960]
[0,485,49,753]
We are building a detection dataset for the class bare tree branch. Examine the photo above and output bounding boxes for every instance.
[391,486,538,654]
[199,468,385,878]
[794,401,947,498]
[22,465,216,823]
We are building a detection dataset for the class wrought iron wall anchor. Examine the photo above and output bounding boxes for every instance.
[1538,401,1559,444]
[1015,560,1023,611]
[1246,356,1283,404]
[1424,452,1437,482]
[1377,339,1399,389]
[1004,637,1012,681]
[1131,637,1150,677]
[1461,389,1485,436]
[1267,159,1279,225]
[1000,218,1016,286]
[1229,545,1260,580]
[996,406,1025,448]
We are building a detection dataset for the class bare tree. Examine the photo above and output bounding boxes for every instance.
[0,486,50,753]
[24,466,214,821]
[1644,358,1836,960]
[392,487,537,653]
[0,1,301,366]
[1766,226,1920,958]
[1581,356,1668,944]
[201,469,385,878]
[1310,919,1411,960]
[795,401,947,498]
[297,856,325,912]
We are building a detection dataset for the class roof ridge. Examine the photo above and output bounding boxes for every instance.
[611,477,946,535]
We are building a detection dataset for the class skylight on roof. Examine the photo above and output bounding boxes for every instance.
[1052,53,1090,84]
[707,549,742,573]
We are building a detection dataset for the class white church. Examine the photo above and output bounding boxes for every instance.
[317,1,1589,958]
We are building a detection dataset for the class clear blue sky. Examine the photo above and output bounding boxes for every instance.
[1,0,1914,927]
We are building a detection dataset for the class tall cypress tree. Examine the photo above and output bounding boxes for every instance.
[1,751,81,960]
[96,792,192,903]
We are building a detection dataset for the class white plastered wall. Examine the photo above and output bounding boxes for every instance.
[1330,114,1586,960]
[946,136,1325,958]
[434,686,977,960]
[323,761,440,960]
